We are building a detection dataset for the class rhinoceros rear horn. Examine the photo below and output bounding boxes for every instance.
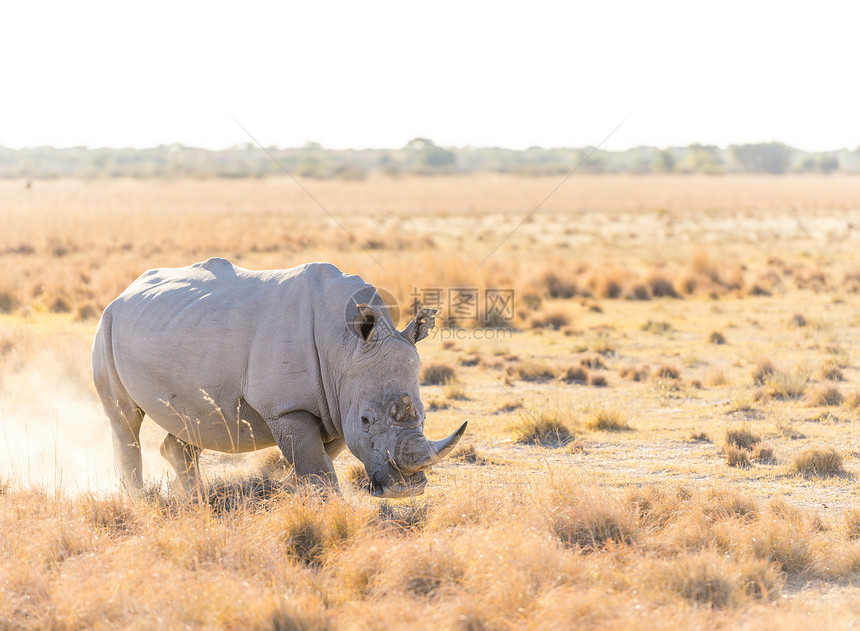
[394,421,467,473]
[401,308,437,344]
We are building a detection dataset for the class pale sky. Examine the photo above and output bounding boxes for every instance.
[1,1,857,152]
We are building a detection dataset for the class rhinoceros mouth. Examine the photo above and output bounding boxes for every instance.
[368,472,427,498]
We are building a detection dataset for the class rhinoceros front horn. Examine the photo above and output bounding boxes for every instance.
[394,421,468,474]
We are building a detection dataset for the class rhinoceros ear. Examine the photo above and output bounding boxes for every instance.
[401,308,437,345]
[352,304,378,343]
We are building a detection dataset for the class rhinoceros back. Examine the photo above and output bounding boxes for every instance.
[93,258,365,451]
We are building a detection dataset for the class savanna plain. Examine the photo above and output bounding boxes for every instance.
[2,175,860,629]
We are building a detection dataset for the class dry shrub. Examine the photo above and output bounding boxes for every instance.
[654,364,680,380]
[510,409,573,446]
[279,494,370,566]
[646,272,679,298]
[376,500,429,533]
[746,514,818,576]
[844,508,860,540]
[267,595,333,631]
[361,538,465,600]
[588,373,608,387]
[654,552,780,608]
[420,362,456,386]
[0,284,20,314]
[640,319,673,334]
[705,367,727,386]
[818,359,844,381]
[697,486,758,522]
[516,359,557,382]
[763,366,809,400]
[426,486,502,529]
[589,334,616,356]
[625,485,688,529]
[708,330,726,345]
[579,355,606,370]
[689,431,710,442]
[549,482,637,552]
[343,463,369,490]
[791,447,845,477]
[619,365,649,381]
[530,308,569,330]
[725,427,761,451]
[74,302,101,321]
[585,407,631,432]
[845,391,860,410]
[77,493,137,535]
[805,385,843,407]
[724,427,775,467]
[788,313,808,328]
[540,271,578,299]
[443,377,468,401]
[562,365,588,384]
[725,444,751,467]
[448,443,487,465]
[750,443,776,464]
[751,357,776,385]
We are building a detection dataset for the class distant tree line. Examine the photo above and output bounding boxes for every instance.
[1,139,858,179]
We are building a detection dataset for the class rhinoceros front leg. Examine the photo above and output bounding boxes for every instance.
[267,410,337,488]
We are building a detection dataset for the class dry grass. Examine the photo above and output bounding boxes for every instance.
[420,362,457,386]
[5,175,860,628]
[510,409,574,446]
[805,385,844,407]
[585,407,632,432]
[562,365,589,384]
[515,359,558,382]
[442,377,469,401]
[791,447,846,477]
[762,366,810,400]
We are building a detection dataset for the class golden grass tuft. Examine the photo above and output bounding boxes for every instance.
[805,385,843,407]
[708,330,727,344]
[585,407,632,432]
[654,552,781,608]
[762,366,809,400]
[530,308,570,330]
[791,447,845,477]
[448,443,487,465]
[751,357,776,385]
[619,364,650,382]
[725,427,761,450]
[442,377,468,401]
[654,364,680,380]
[420,361,457,386]
[562,365,589,384]
[510,409,574,446]
[515,359,558,382]
[549,481,638,552]
[844,508,860,540]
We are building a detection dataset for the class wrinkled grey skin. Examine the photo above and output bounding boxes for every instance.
[92,257,465,498]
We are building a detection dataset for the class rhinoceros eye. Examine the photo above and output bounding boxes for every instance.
[361,415,371,428]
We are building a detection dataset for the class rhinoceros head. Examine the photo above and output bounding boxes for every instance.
[340,300,466,498]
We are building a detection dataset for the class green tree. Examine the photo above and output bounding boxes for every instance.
[730,142,792,174]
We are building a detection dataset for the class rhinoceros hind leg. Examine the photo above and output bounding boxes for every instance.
[160,433,203,494]
[267,411,337,488]
[108,405,145,496]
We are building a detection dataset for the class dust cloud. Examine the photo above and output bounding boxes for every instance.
[0,355,172,494]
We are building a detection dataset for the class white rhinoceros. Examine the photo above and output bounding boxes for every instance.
[92,257,465,497]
